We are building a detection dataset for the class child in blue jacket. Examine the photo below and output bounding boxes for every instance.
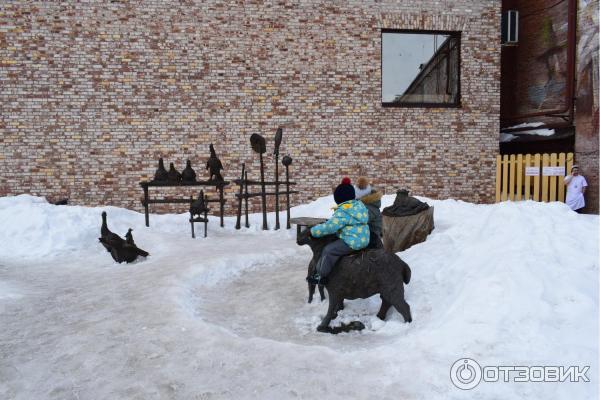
[307,177,370,285]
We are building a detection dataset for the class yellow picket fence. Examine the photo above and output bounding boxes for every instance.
[495,152,574,202]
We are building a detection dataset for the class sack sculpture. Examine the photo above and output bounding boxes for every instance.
[382,189,434,253]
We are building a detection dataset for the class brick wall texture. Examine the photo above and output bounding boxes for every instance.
[0,1,501,214]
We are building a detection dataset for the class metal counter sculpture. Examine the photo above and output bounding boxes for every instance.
[235,128,297,230]
[99,212,149,263]
[189,190,210,238]
[140,150,229,227]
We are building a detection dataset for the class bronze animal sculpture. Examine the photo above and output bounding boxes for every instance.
[154,157,168,182]
[181,159,197,182]
[125,228,135,245]
[189,190,210,238]
[168,162,182,182]
[99,212,149,263]
[297,228,412,333]
[190,190,209,216]
[206,144,224,182]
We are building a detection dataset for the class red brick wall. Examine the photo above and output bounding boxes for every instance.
[0,1,501,214]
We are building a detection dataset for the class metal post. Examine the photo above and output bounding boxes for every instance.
[191,217,195,238]
[274,153,280,230]
[244,171,249,228]
[219,183,225,228]
[259,152,268,230]
[285,164,291,229]
[204,209,208,238]
[143,184,150,227]
[235,163,245,230]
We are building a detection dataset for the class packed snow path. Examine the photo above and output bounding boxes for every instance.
[0,195,597,400]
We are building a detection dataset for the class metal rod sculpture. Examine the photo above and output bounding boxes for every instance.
[282,155,293,229]
[235,163,245,230]
[250,133,268,230]
[273,127,283,230]
[244,170,250,228]
[234,127,296,230]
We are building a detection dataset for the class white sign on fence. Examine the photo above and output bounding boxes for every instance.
[543,166,565,176]
[525,167,540,176]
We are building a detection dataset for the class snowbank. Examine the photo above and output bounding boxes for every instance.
[504,121,556,136]
[0,194,597,400]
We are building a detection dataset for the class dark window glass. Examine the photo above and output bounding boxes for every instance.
[382,30,461,107]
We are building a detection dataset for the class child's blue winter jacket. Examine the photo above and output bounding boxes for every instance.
[310,200,370,250]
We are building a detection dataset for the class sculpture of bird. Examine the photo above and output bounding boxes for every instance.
[206,144,224,182]
[190,190,210,217]
[100,211,125,256]
[181,159,197,183]
[99,212,149,263]
[125,228,135,245]
[168,162,182,182]
[154,158,169,182]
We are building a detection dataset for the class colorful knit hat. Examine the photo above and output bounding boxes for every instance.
[334,177,356,204]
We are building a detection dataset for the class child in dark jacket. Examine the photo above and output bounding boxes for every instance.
[307,177,370,285]
[355,177,383,249]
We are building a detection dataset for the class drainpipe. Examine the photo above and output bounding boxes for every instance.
[501,0,577,123]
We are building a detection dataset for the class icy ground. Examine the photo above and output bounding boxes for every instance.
[0,194,598,400]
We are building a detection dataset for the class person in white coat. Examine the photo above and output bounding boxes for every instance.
[564,165,588,212]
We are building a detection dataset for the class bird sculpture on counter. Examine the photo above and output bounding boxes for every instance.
[181,159,197,183]
[168,162,182,182]
[206,144,224,182]
[154,157,169,182]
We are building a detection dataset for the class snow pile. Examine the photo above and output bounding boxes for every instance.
[0,194,597,400]
[500,132,518,142]
[504,122,556,137]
